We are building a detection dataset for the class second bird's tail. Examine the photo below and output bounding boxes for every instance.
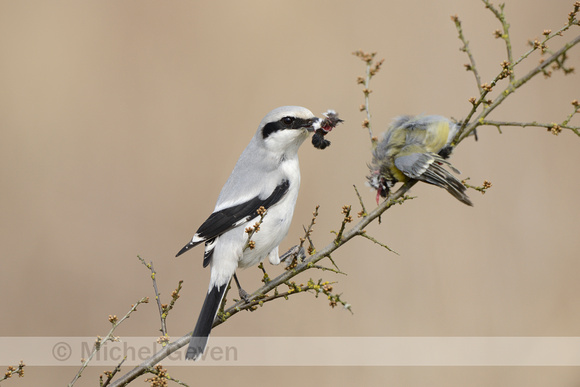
[420,161,473,206]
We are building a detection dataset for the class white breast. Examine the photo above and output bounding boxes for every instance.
[208,156,302,288]
[238,156,301,268]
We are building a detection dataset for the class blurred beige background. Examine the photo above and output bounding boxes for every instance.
[2,0,580,385]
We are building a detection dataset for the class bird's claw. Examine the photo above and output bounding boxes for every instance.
[280,245,306,266]
[238,288,251,303]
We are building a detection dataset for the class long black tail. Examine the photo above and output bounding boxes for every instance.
[186,283,228,360]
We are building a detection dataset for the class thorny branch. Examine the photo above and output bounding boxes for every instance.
[69,297,149,387]
[102,2,580,386]
[483,0,515,82]
[0,362,25,382]
[451,14,484,93]
[461,178,493,195]
[457,33,580,143]
[138,256,184,343]
[454,0,580,144]
[353,50,384,145]
[138,257,166,336]
[144,365,189,387]
[481,118,580,136]
[100,357,127,387]
[110,177,414,386]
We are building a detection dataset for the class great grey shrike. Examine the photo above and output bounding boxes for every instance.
[176,106,322,360]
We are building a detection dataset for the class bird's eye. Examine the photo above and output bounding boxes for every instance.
[282,117,294,126]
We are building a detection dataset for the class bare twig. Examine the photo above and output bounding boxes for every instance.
[514,18,578,69]
[299,205,320,256]
[453,0,580,144]
[138,256,183,346]
[69,297,149,387]
[451,15,483,92]
[101,357,127,387]
[243,206,267,251]
[144,365,189,387]
[353,50,384,144]
[0,361,25,382]
[480,119,580,136]
[109,181,416,387]
[457,33,580,143]
[310,264,347,275]
[461,178,493,195]
[138,257,166,336]
[333,205,353,245]
[562,100,580,127]
[353,184,368,217]
[164,281,184,321]
[482,0,515,81]
[359,232,399,255]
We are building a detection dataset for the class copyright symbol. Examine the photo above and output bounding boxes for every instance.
[52,342,72,361]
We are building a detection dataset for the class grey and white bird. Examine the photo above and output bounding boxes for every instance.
[176,106,322,360]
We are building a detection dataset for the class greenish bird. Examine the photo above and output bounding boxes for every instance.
[367,115,473,206]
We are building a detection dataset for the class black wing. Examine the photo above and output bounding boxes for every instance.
[175,179,290,258]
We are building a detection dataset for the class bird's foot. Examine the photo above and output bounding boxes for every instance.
[280,245,306,266]
[238,288,251,303]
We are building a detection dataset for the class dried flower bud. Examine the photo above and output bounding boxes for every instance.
[481,83,493,92]
[156,336,170,345]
